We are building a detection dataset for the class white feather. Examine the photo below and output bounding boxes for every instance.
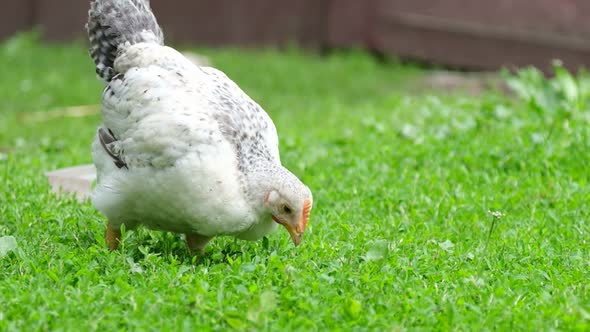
[92,42,279,239]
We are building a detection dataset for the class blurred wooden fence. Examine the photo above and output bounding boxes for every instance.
[3,0,590,72]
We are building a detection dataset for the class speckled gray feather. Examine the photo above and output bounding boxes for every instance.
[87,0,163,81]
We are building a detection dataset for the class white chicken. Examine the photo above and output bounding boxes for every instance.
[86,0,313,254]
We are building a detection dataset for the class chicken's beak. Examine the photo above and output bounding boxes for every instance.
[287,199,312,246]
[284,224,304,246]
[272,215,304,246]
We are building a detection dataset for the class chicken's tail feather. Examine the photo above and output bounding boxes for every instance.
[87,0,164,81]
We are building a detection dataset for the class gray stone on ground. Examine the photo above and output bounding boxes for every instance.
[46,164,96,202]
[415,70,513,96]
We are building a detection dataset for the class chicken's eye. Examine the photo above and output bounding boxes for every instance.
[282,205,292,214]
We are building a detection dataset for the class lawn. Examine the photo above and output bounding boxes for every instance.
[1,33,590,331]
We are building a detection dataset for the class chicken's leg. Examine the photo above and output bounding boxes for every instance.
[185,233,213,256]
[106,223,122,250]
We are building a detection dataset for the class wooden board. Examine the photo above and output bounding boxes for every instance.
[151,0,329,48]
[35,0,88,41]
[0,0,33,40]
[369,0,590,71]
[4,0,590,72]
[33,0,328,48]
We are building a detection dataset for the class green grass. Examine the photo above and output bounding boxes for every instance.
[2,33,590,331]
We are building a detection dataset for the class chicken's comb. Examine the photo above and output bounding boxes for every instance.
[302,199,312,229]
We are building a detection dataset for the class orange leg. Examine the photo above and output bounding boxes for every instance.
[185,233,213,256]
[106,223,122,250]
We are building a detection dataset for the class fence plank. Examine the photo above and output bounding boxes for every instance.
[36,0,88,41]
[5,0,590,72]
[373,0,590,71]
[0,0,33,40]
[326,0,377,49]
[33,0,328,48]
[151,0,328,48]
